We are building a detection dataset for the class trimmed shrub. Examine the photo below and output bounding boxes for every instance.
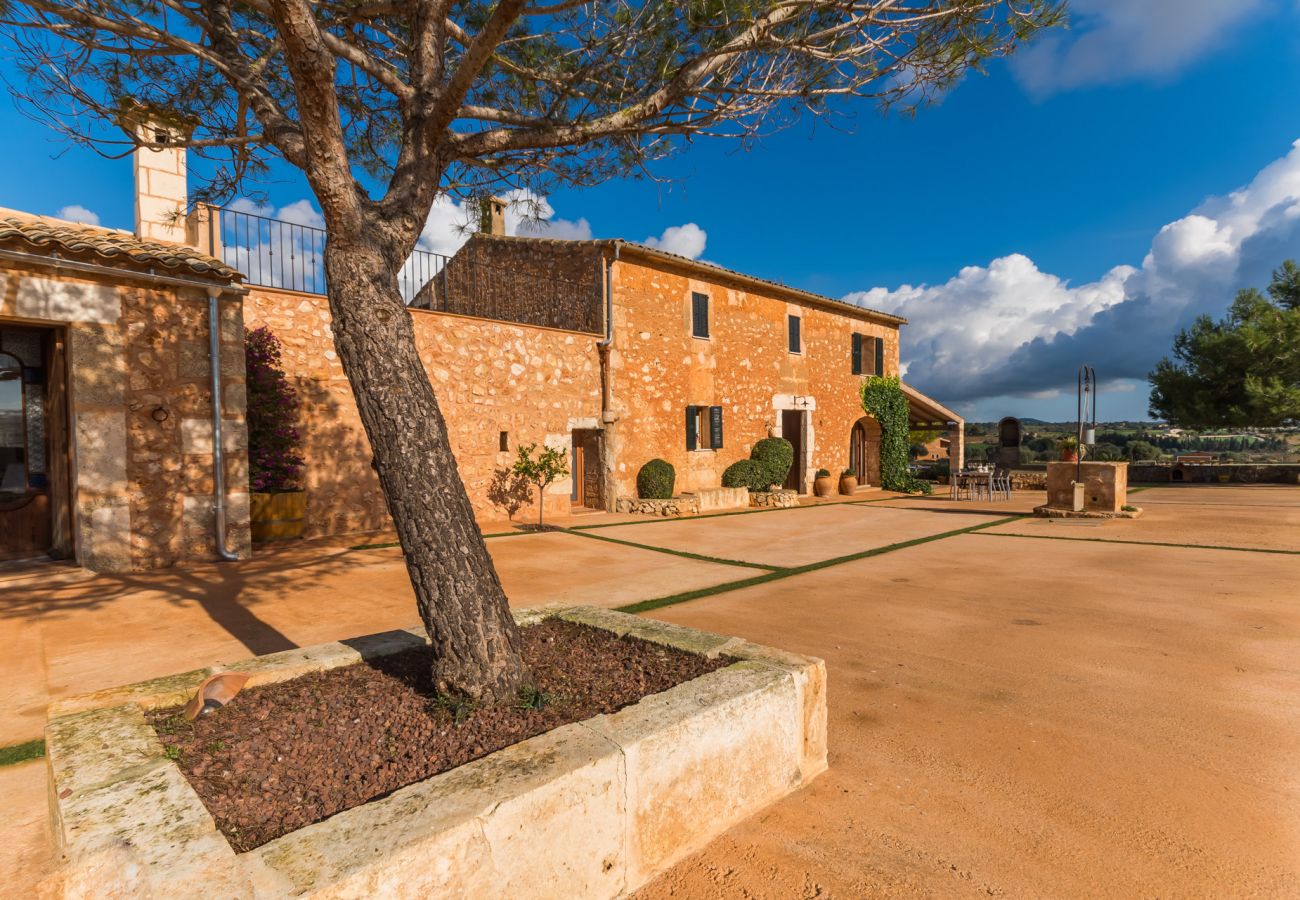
[722,459,769,492]
[636,458,676,499]
[751,437,794,487]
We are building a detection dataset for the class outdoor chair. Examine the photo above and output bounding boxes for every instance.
[992,466,1012,500]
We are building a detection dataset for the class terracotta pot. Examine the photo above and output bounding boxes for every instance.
[838,476,858,495]
[813,476,835,497]
[251,490,306,542]
[1060,449,1079,462]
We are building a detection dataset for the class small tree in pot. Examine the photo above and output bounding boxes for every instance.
[246,327,306,541]
[512,443,568,529]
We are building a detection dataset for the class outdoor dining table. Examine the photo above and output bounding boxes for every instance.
[952,468,993,500]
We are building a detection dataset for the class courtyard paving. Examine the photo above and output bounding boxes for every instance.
[2,484,1297,895]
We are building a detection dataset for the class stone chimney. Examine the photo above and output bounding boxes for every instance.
[479,196,508,236]
[132,119,189,244]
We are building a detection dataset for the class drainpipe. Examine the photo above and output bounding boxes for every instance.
[208,286,240,561]
[597,242,621,511]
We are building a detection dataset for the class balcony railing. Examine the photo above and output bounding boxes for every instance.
[202,204,603,333]
[206,204,449,302]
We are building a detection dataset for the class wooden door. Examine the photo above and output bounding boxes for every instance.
[571,429,603,510]
[0,326,57,561]
[572,439,586,507]
[781,409,804,492]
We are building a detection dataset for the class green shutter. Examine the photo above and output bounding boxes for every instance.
[851,333,862,374]
[874,337,884,376]
[691,293,709,338]
[685,405,698,450]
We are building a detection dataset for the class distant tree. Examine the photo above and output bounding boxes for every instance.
[1149,261,1300,428]
[909,442,929,460]
[511,443,568,529]
[1126,440,1161,461]
[1088,442,1124,461]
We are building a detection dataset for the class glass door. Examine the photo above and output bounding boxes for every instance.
[0,327,54,560]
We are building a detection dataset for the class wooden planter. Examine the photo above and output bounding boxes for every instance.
[250,490,306,542]
[838,476,858,495]
[813,475,836,497]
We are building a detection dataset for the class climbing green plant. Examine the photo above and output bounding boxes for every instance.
[860,376,932,495]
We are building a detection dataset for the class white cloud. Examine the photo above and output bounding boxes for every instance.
[57,204,100,226]
[845,139,1300,409]
[1011,0,1271,97]
[414,189,591,257]
[642,223,707,260]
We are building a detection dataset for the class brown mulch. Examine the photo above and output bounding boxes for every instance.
[148,619,729,851]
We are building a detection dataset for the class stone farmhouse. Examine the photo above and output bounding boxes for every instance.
[0,135,963,573]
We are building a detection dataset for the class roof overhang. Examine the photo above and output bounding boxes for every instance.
[902,381,963,427]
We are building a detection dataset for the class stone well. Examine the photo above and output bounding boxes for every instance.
[1039,461,1132,517]
[42,607,827,899]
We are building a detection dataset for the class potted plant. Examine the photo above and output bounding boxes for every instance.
[246,327,306,542]
[813,468,835,497]
[839,467,858,495]
[1058,436,1079,462]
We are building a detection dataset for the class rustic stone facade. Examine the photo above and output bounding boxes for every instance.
[0,255,249,572]
[243,288,602,535]
[412,234,603,334]
[604,249,903,503]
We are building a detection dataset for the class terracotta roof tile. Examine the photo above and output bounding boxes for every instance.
[0,216,239,282]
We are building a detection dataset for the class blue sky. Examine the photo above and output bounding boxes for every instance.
[3,0,1300,422]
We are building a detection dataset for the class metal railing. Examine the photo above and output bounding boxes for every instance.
[204,204,603,332]
[208,204,449,302]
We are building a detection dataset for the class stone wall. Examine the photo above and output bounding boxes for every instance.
[243,288,602,535]
[750,489,799,509]
[0,257,249,572]
[605,253,902,500]
[614,496,701,517]
[1130,462,1300,484]
[412,234,604,334]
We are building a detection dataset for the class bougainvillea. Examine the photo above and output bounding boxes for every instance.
[860,375,932,495]
[245,326,305,493]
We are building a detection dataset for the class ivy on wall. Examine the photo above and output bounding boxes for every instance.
[860,375,932,495]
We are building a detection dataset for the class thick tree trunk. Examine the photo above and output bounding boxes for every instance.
[323,236,531,703]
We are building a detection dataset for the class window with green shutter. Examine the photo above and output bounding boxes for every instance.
[691,292,709,339]
[788,315,801,354]
[874,335,885,375]
[851,333,863,374]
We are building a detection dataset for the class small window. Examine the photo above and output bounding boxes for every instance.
[685,405,724,450]
[787,315,801,354]
[852,334,882,376]
[499,431,509,451]
[691,292,709,339]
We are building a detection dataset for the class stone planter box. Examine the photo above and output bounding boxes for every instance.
[42,607,827,900]
[749,489,799,509]
[615,495,701,517]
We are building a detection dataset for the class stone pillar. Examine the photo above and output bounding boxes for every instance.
[948,422,965,473]
[132,120,188,244]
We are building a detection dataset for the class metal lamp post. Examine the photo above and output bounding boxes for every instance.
[1077,364,1097,487]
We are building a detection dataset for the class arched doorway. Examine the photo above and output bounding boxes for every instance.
[849,416,882,487]
[997,416,1021,468]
